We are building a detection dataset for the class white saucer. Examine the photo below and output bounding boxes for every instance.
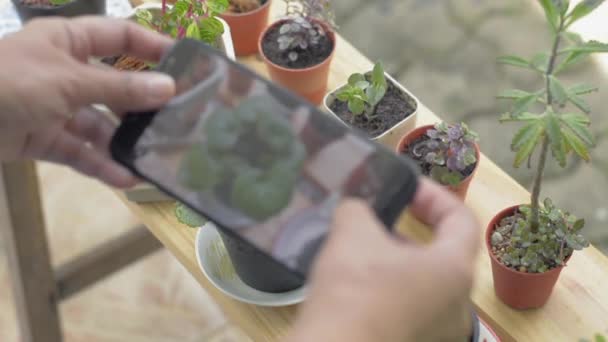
[195,223,307,307]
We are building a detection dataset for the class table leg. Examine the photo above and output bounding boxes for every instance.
[0,161,62,342]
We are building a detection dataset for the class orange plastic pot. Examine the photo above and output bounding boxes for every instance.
[486,205,567,309]
[396,125,480,200]
[259,19,335,105]
[221,0,271,56]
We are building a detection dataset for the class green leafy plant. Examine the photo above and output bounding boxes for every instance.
[49,0,72,5]
[178,96,307,221]
[410,122,479,186]
[277,0,336,62]
[335,62,388,117]
[492,0,607,271]
[136,0,228,44]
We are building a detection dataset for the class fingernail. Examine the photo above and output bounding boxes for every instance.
[141,73,175,101]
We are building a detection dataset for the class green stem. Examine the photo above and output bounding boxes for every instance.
[529,16,564,232]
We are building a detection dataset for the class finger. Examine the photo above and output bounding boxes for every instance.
[51,16,174,62]
[64,107,116,157]
[42,131,138,188]
[330,199,393,247]
[71,65,175,112]
[410,179,480,256]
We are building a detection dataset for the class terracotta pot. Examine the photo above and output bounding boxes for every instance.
[396,125,480,200]
[221,0,272,56]
[323,70,419,149]
[486,205,567,309]
[259,19,336,105]
[11,0,105,22]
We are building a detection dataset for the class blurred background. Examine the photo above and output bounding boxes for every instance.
[0,0,606,341]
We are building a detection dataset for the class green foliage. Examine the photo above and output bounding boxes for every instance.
[491,200,589,273]
[175,202,207,227]
[410,122,479,186]
[493,0,604,270]
[136,0,227,44]
[178,97,306,221]
[49,0,72,5]
[335,62,388,117]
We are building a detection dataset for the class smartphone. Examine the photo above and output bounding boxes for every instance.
[110,39,419,284]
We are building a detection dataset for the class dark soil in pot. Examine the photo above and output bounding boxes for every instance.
[228,0,264,13]
[12,0,105,22]
[402,135,476,180]
[330,78,416,138]
[261,23,334,69]
[218,230,304,293]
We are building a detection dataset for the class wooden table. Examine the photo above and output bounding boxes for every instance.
[117,2,608,341]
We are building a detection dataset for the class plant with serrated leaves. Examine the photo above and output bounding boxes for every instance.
[492,0,606,272]
[335,62,388,118]
[497,0,606,239]
[277,0,336,62]
[136,0,228,45]
[411,122,478,186]
[491,198,588,273]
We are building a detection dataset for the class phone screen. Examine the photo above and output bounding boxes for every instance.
[113,39,418,279]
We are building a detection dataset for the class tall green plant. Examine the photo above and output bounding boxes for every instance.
[499,0,606,233]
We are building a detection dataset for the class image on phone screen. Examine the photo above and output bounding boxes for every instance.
[118,40,417,279]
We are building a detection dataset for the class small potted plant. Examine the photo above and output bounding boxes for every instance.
[178,96,307,292]
[258,0,336,105]
[396,122,480,200]
[324,61,419,148]
[11,0,105,22]
[220,0,272,56]
[105,0,235,71]
[487,0,606,309]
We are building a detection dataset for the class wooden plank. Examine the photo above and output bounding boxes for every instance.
[0,162,63,342]
[55,225,162,300]
[114,1,608,341]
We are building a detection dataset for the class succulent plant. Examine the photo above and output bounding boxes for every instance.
[336,62,388,117]
[580,332,607,342]
[491,198,588,273]
[411,122,478,186]
[277,0,336,62]
[178,96,306,221]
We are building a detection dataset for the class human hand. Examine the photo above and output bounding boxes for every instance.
[288,178,481,342]
[0,17,176,187]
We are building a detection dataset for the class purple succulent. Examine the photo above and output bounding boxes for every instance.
[413,123,479,185]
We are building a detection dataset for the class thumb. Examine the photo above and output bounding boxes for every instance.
[72,65,176,114]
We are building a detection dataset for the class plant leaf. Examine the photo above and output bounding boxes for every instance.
[568,94,591,113]
[562,127,591,160]
[573,218,585,230]
[513,121,544,167]
[497,55,533,69]
[497,89,537,100]
[560,40,608,54]
[545,113,567,166]
[371,62,386,88]
[348,73,366,86]
[348,97,366,115]
[538,0,560,30]
[185,22,201,40]
[568,83,599,95]
[560,113,595,145]
[175,202,207,227]
[549,75,569,106]
[366,84,386,107]
[566,0,605,26]
[531,52,550,71]
[510,95,539,117]
[500,111,542,123]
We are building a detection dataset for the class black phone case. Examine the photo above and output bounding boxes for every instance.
[110,39,419,287]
